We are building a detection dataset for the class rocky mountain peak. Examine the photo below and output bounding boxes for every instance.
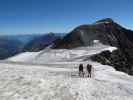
[95,18,114,24]
[53,18,133,63]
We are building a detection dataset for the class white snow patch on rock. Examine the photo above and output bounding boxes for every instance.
[93,40,100,44]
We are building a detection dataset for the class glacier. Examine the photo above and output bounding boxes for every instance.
[0,43,133,100]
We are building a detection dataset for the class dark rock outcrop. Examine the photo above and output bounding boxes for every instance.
[89,49,133,75]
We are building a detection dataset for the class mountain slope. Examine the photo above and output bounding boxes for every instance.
[23,33,61,52]
[0,35,39,59]
[7,43,117,63]
[0,37,23,59]
[53,18,133,74]
[53,18,133,49]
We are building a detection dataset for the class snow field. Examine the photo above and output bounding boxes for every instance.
[0,61,133,100]
[1,43,133,100]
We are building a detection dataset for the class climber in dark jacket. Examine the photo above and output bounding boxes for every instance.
[86,64,92,78]
[79,64,84,77]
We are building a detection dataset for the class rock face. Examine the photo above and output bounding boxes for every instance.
[89,50,133,75]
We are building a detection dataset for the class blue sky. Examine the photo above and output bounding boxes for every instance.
[0,0,133,35]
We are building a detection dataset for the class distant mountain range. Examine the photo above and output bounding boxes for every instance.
[0,33,63,59]
[0,34,38,59]
[23,33,62,52]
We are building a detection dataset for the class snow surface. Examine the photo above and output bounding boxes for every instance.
[1,43,133,100]
[0,61,133,100]
[7,43,117,64]
[93,40,100,44]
